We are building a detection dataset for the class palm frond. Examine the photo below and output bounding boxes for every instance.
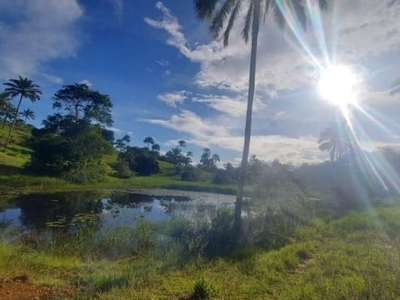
[262,0,272,23]
[210,0,237,38]
[224,1,241,46]
[241,1,253,43]
[390,87,400,96]
[272,2,285,29]
[318,0,328,11]
[194,0,219,20]
[292,0,307,30]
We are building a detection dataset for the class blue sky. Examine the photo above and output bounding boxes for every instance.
[1,0,400,165]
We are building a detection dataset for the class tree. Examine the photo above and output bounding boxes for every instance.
[143,136,155,149]
[151,143,161,154]
[53,83,113,126]
[194,0,328,238]
[3,76,41,152]
[0,92,10,113]
[199,147,220,171]
[115,134,131,152]
[318,123,351,161]
[119,146,160,176]
[20,109,36,124]
[0,93,15,127]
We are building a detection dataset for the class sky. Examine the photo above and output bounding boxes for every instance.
[0,0,400,166]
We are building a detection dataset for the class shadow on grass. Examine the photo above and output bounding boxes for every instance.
[0,164,25,175]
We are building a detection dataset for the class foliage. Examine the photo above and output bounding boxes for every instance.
[114,159,133,179]
[181,165,207,182]
[53,83,113,126]
[2,76,42,152]
[164,140,192,174]
[119,146,159,176]
[199,147,220,172]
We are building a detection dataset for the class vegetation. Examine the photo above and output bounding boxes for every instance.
[3,76,42,152]
[194,0,329,240]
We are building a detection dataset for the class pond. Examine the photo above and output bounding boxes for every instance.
[0,190,235,233]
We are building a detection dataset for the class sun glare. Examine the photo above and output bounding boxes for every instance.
[318,65,359,107]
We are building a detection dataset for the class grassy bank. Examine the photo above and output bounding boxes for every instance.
[1,206,399,299]
[0,126,237,195]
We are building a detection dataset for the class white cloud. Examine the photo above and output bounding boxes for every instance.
[0,0,83,81]
[192,94,265,117]
[157,91,188,107]
[108,0,124,22]
[80,79,93,87]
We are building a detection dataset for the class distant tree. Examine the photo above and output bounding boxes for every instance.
[119,146,159,176]
[199,148,220,171]
[318,123,352,161]
[178,139,186,148]
[151,143,161,155]
[0,92,10,112]
[165,141,192,173]
[20,108,35,124]
[1,99,15,127]
[143,136,155,149]
[53,83,113,126]
[115,134,131,152]
[27,83,114,183]
[3,76,41,152]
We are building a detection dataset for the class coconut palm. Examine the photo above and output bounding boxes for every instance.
[194,0,329,236]
[318,123,351,161]
[20,109,36,124]
[3,76,41,152]
[143,136,155,149]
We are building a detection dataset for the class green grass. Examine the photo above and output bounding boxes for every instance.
[1,207,399,299]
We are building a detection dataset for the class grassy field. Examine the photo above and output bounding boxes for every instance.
[0,125,237,195]
[0,206,399,299]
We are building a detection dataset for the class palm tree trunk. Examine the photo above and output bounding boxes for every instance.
[3,95,23,152]
[233,0,260,242]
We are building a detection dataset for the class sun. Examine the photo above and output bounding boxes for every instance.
[318,65,359,107]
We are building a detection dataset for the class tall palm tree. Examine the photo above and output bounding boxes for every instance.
[318,123,351,161]
[143,136,155,149]
[20,109,36,124]
[3,76,41,152]
[194,0,329,237]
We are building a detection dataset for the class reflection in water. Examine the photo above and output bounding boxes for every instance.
[0,191,235,233]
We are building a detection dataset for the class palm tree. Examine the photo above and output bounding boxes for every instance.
[20,109,36,124]
[0,92,10,112]
[143,136,155,149]
[3,76,41,152]
[2,103,16,127]
[194,0,329,237]
[318,123,351,161]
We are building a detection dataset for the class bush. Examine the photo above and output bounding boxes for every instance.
[114,160,133,179]
[181,165,206,182]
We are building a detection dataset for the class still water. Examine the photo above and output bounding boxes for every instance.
[0,190,235,232]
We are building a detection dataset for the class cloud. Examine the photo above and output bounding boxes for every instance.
[0,0,83,81]
[108,0,124,22]
[144,1,400,164]
[80,79,93,87]
[155,59,170,66]
[157,91,188,107]
[143,109,325,164]
[192,94,266,117]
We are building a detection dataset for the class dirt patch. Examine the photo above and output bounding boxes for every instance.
[0,276,74,300]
